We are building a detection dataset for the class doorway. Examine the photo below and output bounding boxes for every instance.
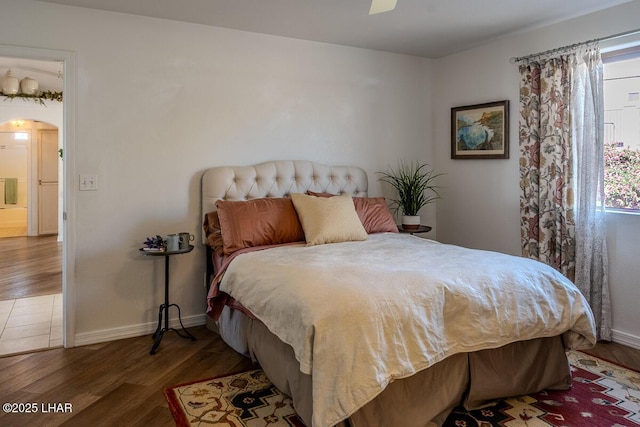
[0,55,65,356]
[0,121,60,237]
[0,124,29,238]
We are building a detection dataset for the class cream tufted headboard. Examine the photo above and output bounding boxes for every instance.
[201,160,368,244]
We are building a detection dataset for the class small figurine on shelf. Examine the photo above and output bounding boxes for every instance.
[142,235,166,252]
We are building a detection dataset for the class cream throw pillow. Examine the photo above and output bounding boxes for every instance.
[291,193,368,245]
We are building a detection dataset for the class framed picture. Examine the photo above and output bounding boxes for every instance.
[451,100,509,159]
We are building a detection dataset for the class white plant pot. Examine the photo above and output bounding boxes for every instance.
[1,69,19,95]
[20,77,38,95]
[401,215,421,230]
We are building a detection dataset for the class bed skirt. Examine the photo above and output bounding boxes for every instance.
[209,308,571,427]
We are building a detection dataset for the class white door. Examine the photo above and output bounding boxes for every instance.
[38,129,58,235]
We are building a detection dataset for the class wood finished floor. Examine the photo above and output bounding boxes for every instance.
[0,326,255,427]
[0,235,62,300]
[583,340,640,372]
[0,326,638,427]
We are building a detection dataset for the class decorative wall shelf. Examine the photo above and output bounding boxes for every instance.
[0,91,63,106]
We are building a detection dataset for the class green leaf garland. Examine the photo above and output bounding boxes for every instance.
[0,90,63,106]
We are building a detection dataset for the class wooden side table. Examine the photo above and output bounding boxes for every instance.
[397,225,432,235]
[140,245,196,354]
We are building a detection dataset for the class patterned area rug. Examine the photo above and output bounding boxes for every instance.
[165,352,640,427]
[165,369,305,426]
[443,351,640,427]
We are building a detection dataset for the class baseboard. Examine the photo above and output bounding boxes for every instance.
[73,313,206,347]
[611,329,640,350]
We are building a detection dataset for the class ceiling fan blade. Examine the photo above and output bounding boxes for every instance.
[369,0,397,15]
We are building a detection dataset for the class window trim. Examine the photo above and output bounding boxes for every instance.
[605,207,640,216]
[602,44,640,63]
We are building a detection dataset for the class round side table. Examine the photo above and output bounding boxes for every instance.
[397,225,432,235]
[140,245,196,354]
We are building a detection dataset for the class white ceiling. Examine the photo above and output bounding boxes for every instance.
[2,0,632,93]
[35,0,633,58]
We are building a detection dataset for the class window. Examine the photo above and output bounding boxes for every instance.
[603,48,640,211]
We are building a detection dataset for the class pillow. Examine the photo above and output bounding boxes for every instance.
[215,197,305,255]
[290,193,368,245]
[352,197,399,234]
[305,191,398,234]
[203,210,225,255]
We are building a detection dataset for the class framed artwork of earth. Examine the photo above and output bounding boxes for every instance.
[451,100,509,159]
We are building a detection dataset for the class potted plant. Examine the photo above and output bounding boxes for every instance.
[378,161,442,230]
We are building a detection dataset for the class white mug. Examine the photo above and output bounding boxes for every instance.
[166,234,181,252]
[178,232,194,250]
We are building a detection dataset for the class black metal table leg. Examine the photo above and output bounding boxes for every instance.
[148,251,196,355]
[151,303,163,340]
[150,312,165,354]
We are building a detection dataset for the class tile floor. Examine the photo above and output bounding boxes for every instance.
[0,293,62,356]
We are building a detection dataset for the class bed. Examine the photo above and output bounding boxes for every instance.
[201,160,597,427]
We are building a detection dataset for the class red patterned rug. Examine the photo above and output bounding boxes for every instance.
[165,351,640,426]
[443,351,640,427]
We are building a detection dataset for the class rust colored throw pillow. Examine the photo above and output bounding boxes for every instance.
[203,210,225,255]
[306,191,398,234]
[352,197,398,234]
[215,198,305,255]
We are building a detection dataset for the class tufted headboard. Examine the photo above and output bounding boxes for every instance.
[201,160,368,244]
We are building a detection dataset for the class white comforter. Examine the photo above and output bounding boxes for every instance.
[219,233,596,427]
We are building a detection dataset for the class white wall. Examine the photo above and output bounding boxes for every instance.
[434,1,640,347]
[2,0,635,349]
[0,1,433,344]
[0,130,28,207]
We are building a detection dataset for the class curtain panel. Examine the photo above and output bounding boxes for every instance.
[519,56,576,280]
[571,49,611,341]
[518,47,611,341]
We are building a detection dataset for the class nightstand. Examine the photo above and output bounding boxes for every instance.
[140,245,196,354]
[397,225,432,235]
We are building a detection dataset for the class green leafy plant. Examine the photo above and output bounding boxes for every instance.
[378,161,443,216]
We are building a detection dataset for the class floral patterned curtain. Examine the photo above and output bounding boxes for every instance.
[519,47,611,341]
[519,56,576,280]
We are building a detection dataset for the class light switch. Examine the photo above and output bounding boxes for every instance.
[79,174,98,191]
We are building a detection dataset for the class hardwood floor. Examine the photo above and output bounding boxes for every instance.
[583,340,640,371]
[0,326,255,427]
[0,326,637,427]
[0,236,62,300]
